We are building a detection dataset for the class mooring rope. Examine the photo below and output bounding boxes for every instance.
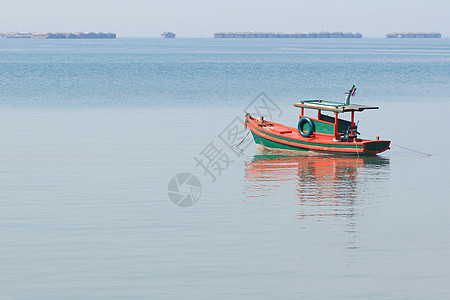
[392,143,432,156]
[233,130,251,147]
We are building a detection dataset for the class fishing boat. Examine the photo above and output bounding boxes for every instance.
[244,86,390,155]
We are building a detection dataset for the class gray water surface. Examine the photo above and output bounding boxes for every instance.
[0,38,449,299]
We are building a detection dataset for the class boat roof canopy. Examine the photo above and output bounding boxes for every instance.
[293,100,379,113]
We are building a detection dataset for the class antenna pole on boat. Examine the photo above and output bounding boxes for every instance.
[345,85,357,105]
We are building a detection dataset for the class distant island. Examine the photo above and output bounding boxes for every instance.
[161,32,176,38]
[386,32,441,38]
[0,32,116,39]
[214,32,362,38]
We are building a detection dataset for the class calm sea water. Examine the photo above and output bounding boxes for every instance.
[0,38,449,299]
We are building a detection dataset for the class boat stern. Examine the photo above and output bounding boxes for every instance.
[363,140,391,154]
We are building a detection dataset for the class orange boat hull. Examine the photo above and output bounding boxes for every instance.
[245,115,390,155]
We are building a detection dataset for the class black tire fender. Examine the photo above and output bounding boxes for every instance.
[298,117,314,137]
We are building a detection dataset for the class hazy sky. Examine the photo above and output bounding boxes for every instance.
[1,0,448,37]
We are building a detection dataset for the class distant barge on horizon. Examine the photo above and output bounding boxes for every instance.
[214,31,362,38]
[386,32,441,38]
[0,32,116,39]
[161,32,176,38]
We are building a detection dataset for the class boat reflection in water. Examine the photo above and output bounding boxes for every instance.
[244,148,390,220]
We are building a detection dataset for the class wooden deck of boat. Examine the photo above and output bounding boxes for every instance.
[257,119,361,144]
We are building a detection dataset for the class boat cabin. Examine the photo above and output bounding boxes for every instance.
[293,99,379,141]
